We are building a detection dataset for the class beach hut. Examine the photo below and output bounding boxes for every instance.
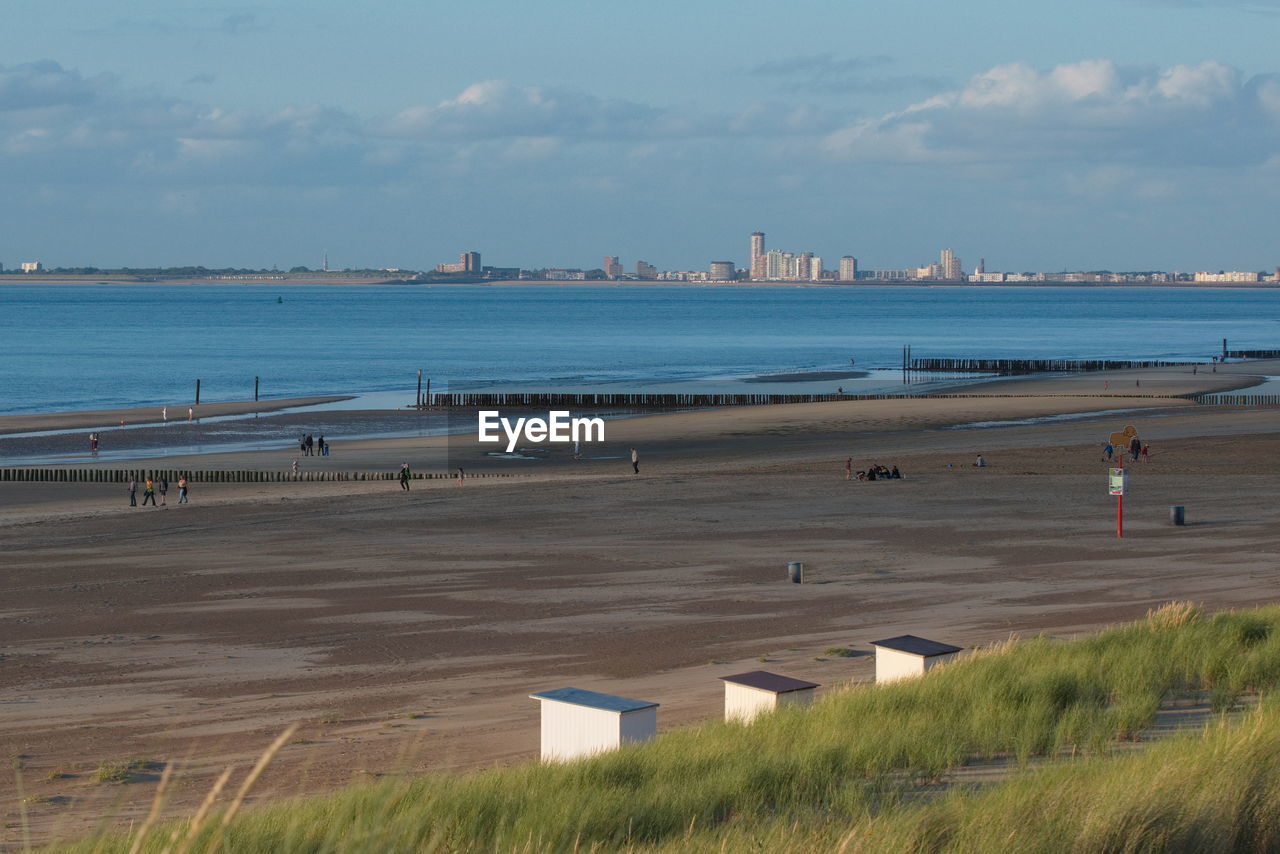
[529,687,659,761]
[870,635,963,682]
[719,670,820,722]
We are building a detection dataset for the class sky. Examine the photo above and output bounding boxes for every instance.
[3,0,1279,272]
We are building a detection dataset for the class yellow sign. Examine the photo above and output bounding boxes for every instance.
[1109,425,1139,450]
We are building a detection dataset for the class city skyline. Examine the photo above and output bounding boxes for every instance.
[3,1,1280,271]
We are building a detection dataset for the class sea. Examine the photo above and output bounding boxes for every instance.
[1,283,1277,416]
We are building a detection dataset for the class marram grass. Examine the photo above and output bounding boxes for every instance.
[46,603,1280,853]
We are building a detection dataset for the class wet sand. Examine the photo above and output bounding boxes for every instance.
[0,396,353,435]
[2,362,1280,848]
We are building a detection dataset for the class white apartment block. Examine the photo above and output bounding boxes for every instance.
[1194,271,1260,283]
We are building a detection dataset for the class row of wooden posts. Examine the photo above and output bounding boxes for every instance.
[1224,350,1280,359]
[0,469,515,483]
[1192,393,1280,406]
[905,357,1196,374]
[415,391,1193,409]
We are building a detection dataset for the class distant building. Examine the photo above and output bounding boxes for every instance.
[797,252,813,281]
[1194,271,1260,283]
[940,248,962,280]
[544,269,587,280]
[838,256,858,281]
[603,256,622,280]
[749,232,766,279]
[19,261,42,273]
[968,272,1006,283]
[809,256,823,281]
[436,251,481,274]
[709,261,736,281]
[635,260,657,279]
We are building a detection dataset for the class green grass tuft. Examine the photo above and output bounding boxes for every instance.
[49,604,1280,853]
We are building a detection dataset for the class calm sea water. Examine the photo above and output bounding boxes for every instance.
[0,284,1276,415]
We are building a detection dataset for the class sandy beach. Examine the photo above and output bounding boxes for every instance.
[2,361,1279,848]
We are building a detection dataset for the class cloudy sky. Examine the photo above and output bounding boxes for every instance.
[4,0,1279,272]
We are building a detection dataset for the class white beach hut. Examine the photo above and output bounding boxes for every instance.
[870,635,963,683]
[719,671,820,722]
[529,687,659,762]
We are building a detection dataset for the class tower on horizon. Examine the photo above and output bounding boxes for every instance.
[750,232,765,279]
[323,251,328,272]
[941,248,962,280]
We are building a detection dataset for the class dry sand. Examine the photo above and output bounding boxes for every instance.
[2,362,1279,848]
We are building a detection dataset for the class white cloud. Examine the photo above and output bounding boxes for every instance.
[824,59,1279,166]
[380,80,662,141]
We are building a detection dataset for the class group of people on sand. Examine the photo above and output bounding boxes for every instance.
[845,458,901,481]
[1102,439,1150,462]
[127,474,189,506]
[298,434,328,456]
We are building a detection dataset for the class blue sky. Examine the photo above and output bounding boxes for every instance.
[3,0,1279,272]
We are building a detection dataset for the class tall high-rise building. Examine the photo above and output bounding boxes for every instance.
[635,260,657,279]
[940,248,962,280]
[765,249,785,280]
[603,256,622,279]
[461,251,481,273]
[839,256,858,281]
[797,252,814,281]
[750,232,766,279]
[809,256,823,281]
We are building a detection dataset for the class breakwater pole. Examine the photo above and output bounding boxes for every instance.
[195,379,201,404]
[416,369,422,408]
[255,376,260,402]
[0,469,519,484]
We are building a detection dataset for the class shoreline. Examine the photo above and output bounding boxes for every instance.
[0,395,353,435]
[4,276,1279,290]
[0,363,1270,466]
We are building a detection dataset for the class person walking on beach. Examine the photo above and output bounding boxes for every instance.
[188,407,193,422]
[631,448,639,474]
[162,406,167,422]
[1103,442,1114,462]
[158,476,168,505]
[128,476,138,506]
[1140,443,1150,463]
[456,467,465,486]
[399,462,410,491]
[1129,435,1141,460]
[141,477,157,506]
[177,475,189,503]
[305,434,314,456]
[844,457,853,480]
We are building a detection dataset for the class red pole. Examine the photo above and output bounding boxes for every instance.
[1116,452,1124,538]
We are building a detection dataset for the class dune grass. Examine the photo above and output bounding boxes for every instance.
[48,603,1280,853]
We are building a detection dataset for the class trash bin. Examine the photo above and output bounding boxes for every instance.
[787,562,803,584]
[1170,505,1185,526]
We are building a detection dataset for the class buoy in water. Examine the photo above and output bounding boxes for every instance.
[277,296,283,304]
